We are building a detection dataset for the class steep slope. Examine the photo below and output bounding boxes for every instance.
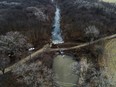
[0,0,55,47]
[59,0,116,42]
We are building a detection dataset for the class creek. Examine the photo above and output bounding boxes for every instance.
[51,1,78,87]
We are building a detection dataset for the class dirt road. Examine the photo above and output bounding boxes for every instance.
[0,34,116,74]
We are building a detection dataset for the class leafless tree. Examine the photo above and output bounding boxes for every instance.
[0,31,32,74]
[12,62,54,87]
[85,25,100,42]
[0,31,32,58]
[0,54,10,74]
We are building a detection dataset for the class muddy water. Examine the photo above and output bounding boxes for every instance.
[53,55,78,87]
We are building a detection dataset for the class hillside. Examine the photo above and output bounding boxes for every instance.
[0,0,116,87]
[59,0,116,42]
[0,0,55,47]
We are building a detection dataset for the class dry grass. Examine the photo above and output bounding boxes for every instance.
[102,38,116,86]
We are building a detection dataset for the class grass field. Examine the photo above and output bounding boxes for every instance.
[103,0,116,3]
[103,38,116,86]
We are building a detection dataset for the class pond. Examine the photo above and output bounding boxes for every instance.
[53,55,79,87]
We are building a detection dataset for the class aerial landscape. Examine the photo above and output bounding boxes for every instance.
[0,0,116,87]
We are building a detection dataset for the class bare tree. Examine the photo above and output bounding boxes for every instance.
[0,31,32,61]
[0,31,32,74]
[12,62,54,87]
[26,7,48,21]
[85,25,100,42]
[0,54,10,74]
